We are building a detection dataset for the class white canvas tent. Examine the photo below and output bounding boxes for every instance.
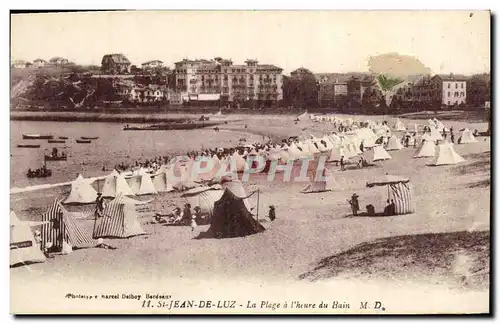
[362,145,392,164]
[64,174,98,204]
[10,211,47,266]
[102,170,135,198]
[394,119,406,131]
[127,169,158,195]
[385,135,403,151]
[428,142,465,166]
[301,168,337,193]
[458,128,478,144]
[151,166,174,192]
[413,140,436,158]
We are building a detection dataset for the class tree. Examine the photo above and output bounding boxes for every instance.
[288,68,319,109]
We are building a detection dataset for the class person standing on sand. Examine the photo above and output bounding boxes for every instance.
[340,155,345,171]
[182,203,192,226]
[348,194,360,216]
[95,193,105,218]
[190,214,198,232]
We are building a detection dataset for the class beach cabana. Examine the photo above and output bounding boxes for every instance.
[366,175,415,215]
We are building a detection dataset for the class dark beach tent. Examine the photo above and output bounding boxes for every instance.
[208,188,265,238]
[366,175,415,215]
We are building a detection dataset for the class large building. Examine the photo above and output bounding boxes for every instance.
[174,58,283,107]
[431,74,467,107]
[101,53,131,74]
[141,60,164,70]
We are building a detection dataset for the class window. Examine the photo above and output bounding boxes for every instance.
[448,83,450,89]
[461,83,464,89]
[455,83,458,89]
[448,92,450,97]
[448,101,450,105]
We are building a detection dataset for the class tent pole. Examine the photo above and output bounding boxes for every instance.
[256,189,260,221]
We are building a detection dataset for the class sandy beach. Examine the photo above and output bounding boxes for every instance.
[10,112,490,314]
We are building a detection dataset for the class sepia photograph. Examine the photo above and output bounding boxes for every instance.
[9,10,491,315]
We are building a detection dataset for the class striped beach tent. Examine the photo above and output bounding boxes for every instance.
[366,175,415,215]
[92,193,146,239]
[41,198,97,251]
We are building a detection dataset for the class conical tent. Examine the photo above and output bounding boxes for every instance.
[428,142,465,166]
[413,140,436,158]
[301,168,337,193]
[458,128,478,144]
[127,170,158,195]
[93,193,146,239]
[102,170,135,198]
[231,151,247,172]
[362,145,392,164]
[10,211,47,266]
[41,199,97,251]
[385,135,403,151]
[152,167,174,192]
[206,189,265,238]
[394,119,406,131]
[223,180,256,212]
[64,174,98,204]
[328,146,346,162]
[297,111,308,120]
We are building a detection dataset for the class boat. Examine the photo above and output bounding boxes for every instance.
[76,139,92,144]
[59,136,68,140]
[123,121,222,131]
[44,154,67,161]
[22,134,53,140]
[26,167,52,178]
[48,139,66,143]
[17,144,41,148]
[81,136,99,140]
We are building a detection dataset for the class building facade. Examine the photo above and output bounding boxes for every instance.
[432,75,467,106]
[49,57,69,67]
[316,75,335,108]
[11,60,29,69]
[174,58,283,107]
[33,59,48,68]
[141,60,164,70]
[101,53,131,74]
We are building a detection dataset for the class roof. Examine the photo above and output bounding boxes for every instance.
[366,175,410,187]
[292,67,313,75]
[434,74,468,82]
[142,60,163,65]
[49,57,68,62]
[257,64,283,71]
[103,53,131,64]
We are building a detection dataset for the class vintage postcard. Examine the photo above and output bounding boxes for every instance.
[9,10,491,314]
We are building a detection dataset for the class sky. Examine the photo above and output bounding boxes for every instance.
[10,10,491,76]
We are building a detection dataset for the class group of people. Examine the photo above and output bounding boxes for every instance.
[347,194,397,217]
[153,203,205,231]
